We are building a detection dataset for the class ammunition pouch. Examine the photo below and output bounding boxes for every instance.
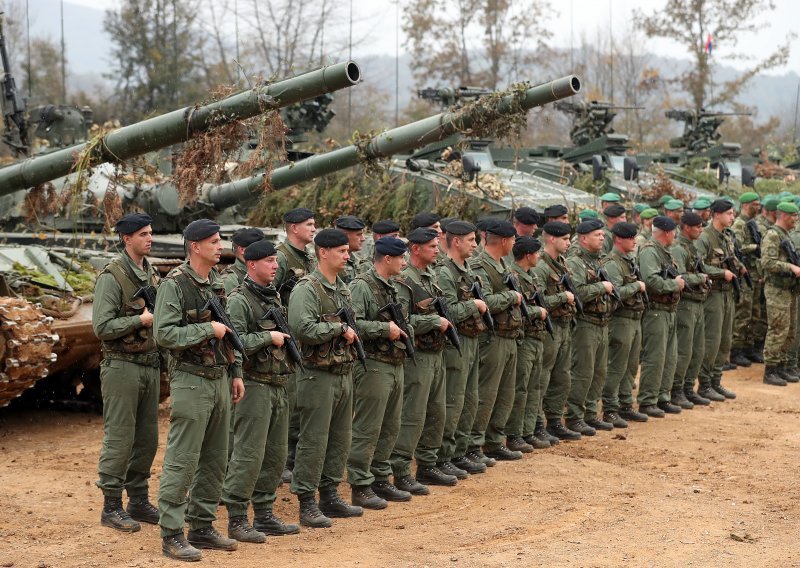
[412,298,447,353]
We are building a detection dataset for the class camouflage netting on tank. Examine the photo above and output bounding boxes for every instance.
[10,260,96,317]
[448,83,530,144]
[639,169,693,204]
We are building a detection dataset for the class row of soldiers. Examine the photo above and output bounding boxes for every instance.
[92,188,800,561]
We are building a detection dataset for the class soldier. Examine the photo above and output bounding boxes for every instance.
[360,219,401,263]
[155,219,244,561]
[601,222,648,426]
[391,228,454,491]
[469,220,525,459]
[602,204,627,255]
[512,207,541,237]
[565,219,615,434]
[533,222,580,441]
[504,237,550,449]
[695,199,744,401]
[334,215,368,284]
[636,208,658,249]
[93,213,161,533]
[599,192,622,213]
[731,192,763,366]
[637,216,684,418]
[437,220,492,478]
[670,212,712,407]
[760,202,800,386]
[287,229,363,527]
[410,211,442,232]
[657,195,674,214]
[543,204,570,225]
[692,199,711,224]
[347,237,414,509]
[221,227,265,293]
[221,240,300,544]
[632,203,648,227]
[664,199,685,224]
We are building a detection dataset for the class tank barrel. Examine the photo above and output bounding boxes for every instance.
[206,75,581,209]
[0,61,361,194]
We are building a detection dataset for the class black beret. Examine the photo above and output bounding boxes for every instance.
[544,204,569,218]
[439,217,455,232]
[334,215,366,230]
[115,213,152,235]
[410,212,441,229]
[184,218,221,241]
[475,218,499,232]
[680,211,704,227]
[610,222,638,239]
[372,219,401,234]
[512,236,541,256]
[243,239,277,260]
[513,206,539,225]
[487,220,516,238]
[446,220,477,236]
[283,207,315,223]
[232,227,265,247]
[603,204,627,218]
[576,219,605,234]
[406,228,439,244]
[314,228,349,248]
[652,216,677,231]
[710,199,734,213]
[374,236,407,256]
[542,221,571,237]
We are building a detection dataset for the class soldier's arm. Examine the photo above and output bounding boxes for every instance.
[760,231,795,274]
[670,245,705,287]
[532,263,569,309]
[603,259,638,301]
[566,256,606,302]
[733,220,758,255]
[439,264,480,323]
[694,233,725,277]
[471,265,516,314]
[222,271,239,294]
[638,247,681,293]
[92,272,145,340]
[227,293,272,355]
[287,280,343,345]
[349,278,390,339]
[153,278,216,350]
[396,280,440,336]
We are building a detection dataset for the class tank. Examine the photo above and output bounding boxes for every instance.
[0,46,362,407]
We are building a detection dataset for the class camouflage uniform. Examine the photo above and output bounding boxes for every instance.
[752,214,774,342]
[731,214,763,353]
[760,225,799,368]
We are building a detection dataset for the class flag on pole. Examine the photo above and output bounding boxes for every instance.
[705,33,713,56]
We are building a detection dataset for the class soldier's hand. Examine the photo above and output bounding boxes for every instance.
[675,275,686,290]
[565,291,575,304]
[139,308,154,328]
[439,317,451,333]
[388,321,406,341]
[211,321,229,340]
[513,291,523,305]
[723,269,735,282]
[638,281,646,292]
[231,377,245,403]
[474,299,488,314]
[539,307,548,321]
[270,332,290,347]
[342,326,358,345]
[602,281,614,294]
[791,265,800,278]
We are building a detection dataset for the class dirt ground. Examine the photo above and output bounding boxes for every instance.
[1,364,800,568]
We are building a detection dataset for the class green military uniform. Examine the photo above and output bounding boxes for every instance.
[505,263,546,439]
[565,247,613,424]
[287,269,355,496]
[221,277,294,519]
[670,234,709,394]
[731,212,763,355]
[155,262,243,538]
[469,250,522,452]
[221,258,247,294]
[437,257,487,462]
[347,267,409,487]
[391,264,447,477]
[94,252,161,500]
[532,253,576,426]
[601,249,645,413]
[602,227,615,256]
[341,255,368,285]
[760,224,799,368]
[637,240,682,406]
[787,227,800,367]
[753,214,774,342]
[695,225,740,393]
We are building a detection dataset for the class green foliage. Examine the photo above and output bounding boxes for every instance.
[754,178,800,195]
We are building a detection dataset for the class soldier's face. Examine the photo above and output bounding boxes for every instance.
[716,209,735,227]
[529,251,541,267]
[582,229,605,252]
[553,234,571,254]
[250,255,279,285]
[384,254,406,276]
[345,229,365,252]
[415,240,439,264]
[322,244,350,272]
[684,224,702,240]
[513,220,536,237]
[292,219,316,244]
[550,214,569,224]
[193,233,223,265]
[456,233,478,258]
[501,236,515,255]
[616,236,636,254]
[782,212,798,230]
[125,225,152,257]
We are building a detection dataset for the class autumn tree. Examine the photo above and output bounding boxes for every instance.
[636,0,793,111]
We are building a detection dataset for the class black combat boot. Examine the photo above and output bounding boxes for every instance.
[684,388,711,406]
[351,485,388,510]
[602,411,628,429]
[698,384,726,402]
[227,515,267,543]
[162,533,202,562]
[465,449,497,467]
[506,436,535,453]
[657,400,682,414]
[451,455,486,474]
[523,433,551,449]
[638,404,665,418]
[319,487,363,518]
[372,480,412,502]
[763,366,788,386]
[777,367,800,383]
[619,406,649,422]
[253,509,300,535]
[416,465,457,487]
[187,526,238,551]
[746,347,764,364]
[535,420,560,445]
[126,495,159,525]
[484,445,524,461]
[585,417,614,431]
[785,367,800,382]
[101,496,141,533]
[546,419,582,440]
[712,381,736,399]
[565,419,596,436]
[670,390,695,410]
[394,475,430,496]
[438,460,470,479]
[298,492,333,528]
[730,349,752,367]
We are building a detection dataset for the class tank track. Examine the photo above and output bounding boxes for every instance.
[0,298,60,408]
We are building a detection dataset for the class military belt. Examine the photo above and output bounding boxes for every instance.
[647,302,677,313]
[245,372,289,386]
[552,316,573,326]
[175,360,227,380]
[306,361,353,375]
[495,329,522,339]
[612,308,643,320]
[576,314,609,326]
[710,280,732,292]
[102,350,161,368]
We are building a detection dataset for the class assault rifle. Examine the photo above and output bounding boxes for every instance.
[780,239,800,270]
[720,256,742,303]
[530,289,555,340]
[558,272,583,314]
[661,265,680,280]
[596,266,621,301]
[335,306,367,370]
[431,296,463,356]
[263,306,305,372]
[694,258,712,291]
[503,273,534,325]
[732,240,754,289]
[746,219,762,258]
[133,285,157,312]
[202,295,247,359]
[378,302,416,364]
[631,264,649,305]
[469,280,495,332]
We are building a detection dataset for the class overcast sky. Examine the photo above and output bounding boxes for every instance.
[64,0,798,75]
